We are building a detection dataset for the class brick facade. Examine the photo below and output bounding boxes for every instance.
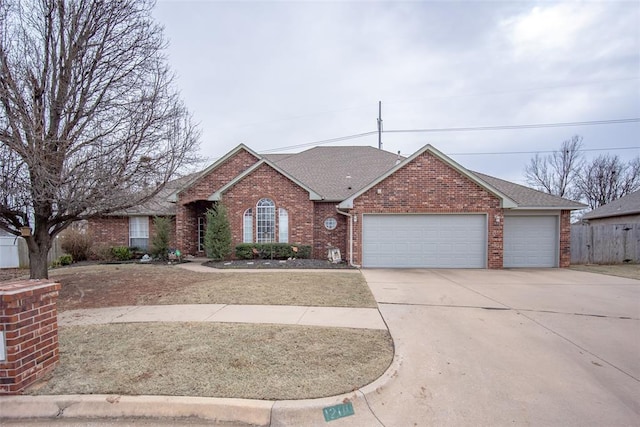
[87,216,176,253]
[222,163,316,255]
[349,151,504,268]
[86,145,576,268]
[313,202,348,261]
[176,150,260,254]
[0,280,60,394]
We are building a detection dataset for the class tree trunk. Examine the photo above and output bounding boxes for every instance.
[28,242,50,279]
[26,217,53,279]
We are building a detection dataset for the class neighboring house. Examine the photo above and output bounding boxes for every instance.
[87,143,584,268]
[572,190,640,264]
[580,190,640,224]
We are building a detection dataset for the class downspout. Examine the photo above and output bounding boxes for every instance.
[336,207,361,268]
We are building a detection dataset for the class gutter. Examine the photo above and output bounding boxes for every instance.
[336,207,361,268]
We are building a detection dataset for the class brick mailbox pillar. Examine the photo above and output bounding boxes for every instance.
[0,280,61,394]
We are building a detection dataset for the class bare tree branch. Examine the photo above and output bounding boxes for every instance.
[0,0,200,278]
[577,154,640,209]
[524,135,584,200]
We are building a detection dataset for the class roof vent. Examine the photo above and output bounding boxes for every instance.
[395,151,401,165]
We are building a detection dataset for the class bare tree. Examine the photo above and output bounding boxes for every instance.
[0,0,199,278]
[524,135,584,199]
[577,155,640,209]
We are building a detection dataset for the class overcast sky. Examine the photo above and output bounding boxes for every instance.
[153,0,639,184]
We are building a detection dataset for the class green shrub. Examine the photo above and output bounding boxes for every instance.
[204,204,232,260]
[58,254,73,266]
[151,216,171,260]
[111,246,132,261]
[60,229,92,261]
[235,243,311,260]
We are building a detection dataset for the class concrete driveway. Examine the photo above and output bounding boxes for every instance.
[361,268,640,426]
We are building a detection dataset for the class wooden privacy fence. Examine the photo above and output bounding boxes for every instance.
[571,223,640,264]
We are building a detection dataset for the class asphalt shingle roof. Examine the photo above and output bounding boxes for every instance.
[269,146,401,201]
[581,190,640,220]
[115,174,198,216]
[133,145,585,216]
[471,172,585,209]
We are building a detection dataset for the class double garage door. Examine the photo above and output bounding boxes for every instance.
[362,214,487,268]
[362,214,558,268]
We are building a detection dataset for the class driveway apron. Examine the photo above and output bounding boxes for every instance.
[362,268,640,426]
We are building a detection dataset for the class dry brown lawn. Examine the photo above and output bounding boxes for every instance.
[48,263,376,311]
[570,264,640,280]
[29,322,393,400]
[25,263,392,399]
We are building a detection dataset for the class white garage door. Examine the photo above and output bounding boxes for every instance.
[362,214,487,268]
[504,216,558,267]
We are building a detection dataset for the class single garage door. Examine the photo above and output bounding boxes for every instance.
[504,216,558,267]
[362,214,487,268]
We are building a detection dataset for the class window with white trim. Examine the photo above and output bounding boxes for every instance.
[324,217,337,230]
[256,198,276,243]
[243,209,253,243]
[278,208,289,243]
[129,216,149,249]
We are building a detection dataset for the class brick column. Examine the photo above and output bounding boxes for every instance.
[0,280,61,394]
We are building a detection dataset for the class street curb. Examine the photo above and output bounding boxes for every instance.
[0,395,273,425]
[0,354,402,426]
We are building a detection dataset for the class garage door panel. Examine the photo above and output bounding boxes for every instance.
[363,214,486,268]
[504,216,558,268]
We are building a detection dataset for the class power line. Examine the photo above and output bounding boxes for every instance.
[257,117,639,154]
[259,130,378,153]
[384,118,640,134]
[447,146,640,156]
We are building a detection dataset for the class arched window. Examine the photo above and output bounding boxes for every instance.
[243,209,253,243]
[256,198,275,243]
[278,208,289,243]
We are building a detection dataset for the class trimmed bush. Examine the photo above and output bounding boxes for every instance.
[111,246,132,261]
[235,243,311,260]
[60,229,92,261]
[58,254,73,266]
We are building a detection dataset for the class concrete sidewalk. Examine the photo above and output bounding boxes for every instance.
[58,303,387,330]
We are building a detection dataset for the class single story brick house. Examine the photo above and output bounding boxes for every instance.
[87,143,584,268]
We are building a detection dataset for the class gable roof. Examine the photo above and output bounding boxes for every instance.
[581,190,640,220]
[269,146,401,201]
[472,172,586,210]
[338,144,519,209]
[162,143,585,213]
[208,158,323,201]
[167,144,260,202]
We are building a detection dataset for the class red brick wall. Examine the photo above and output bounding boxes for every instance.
[176,149,259,253]
[313,202,348,260]
[87,216,176,252]
[88,217,129,247]
[560,210,571,268]
[0,280,60,394]
[350,151,504,268]
[222,163,315,255]
[179,150,259,205]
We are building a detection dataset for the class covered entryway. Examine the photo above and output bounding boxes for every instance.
[503,215,558,267]
[362,214,487,268]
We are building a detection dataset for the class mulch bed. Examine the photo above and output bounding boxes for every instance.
[204,258,354,269]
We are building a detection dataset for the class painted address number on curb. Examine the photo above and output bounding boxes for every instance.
[323,402,355,422]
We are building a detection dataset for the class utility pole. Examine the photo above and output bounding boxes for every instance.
[377,101,383,150]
